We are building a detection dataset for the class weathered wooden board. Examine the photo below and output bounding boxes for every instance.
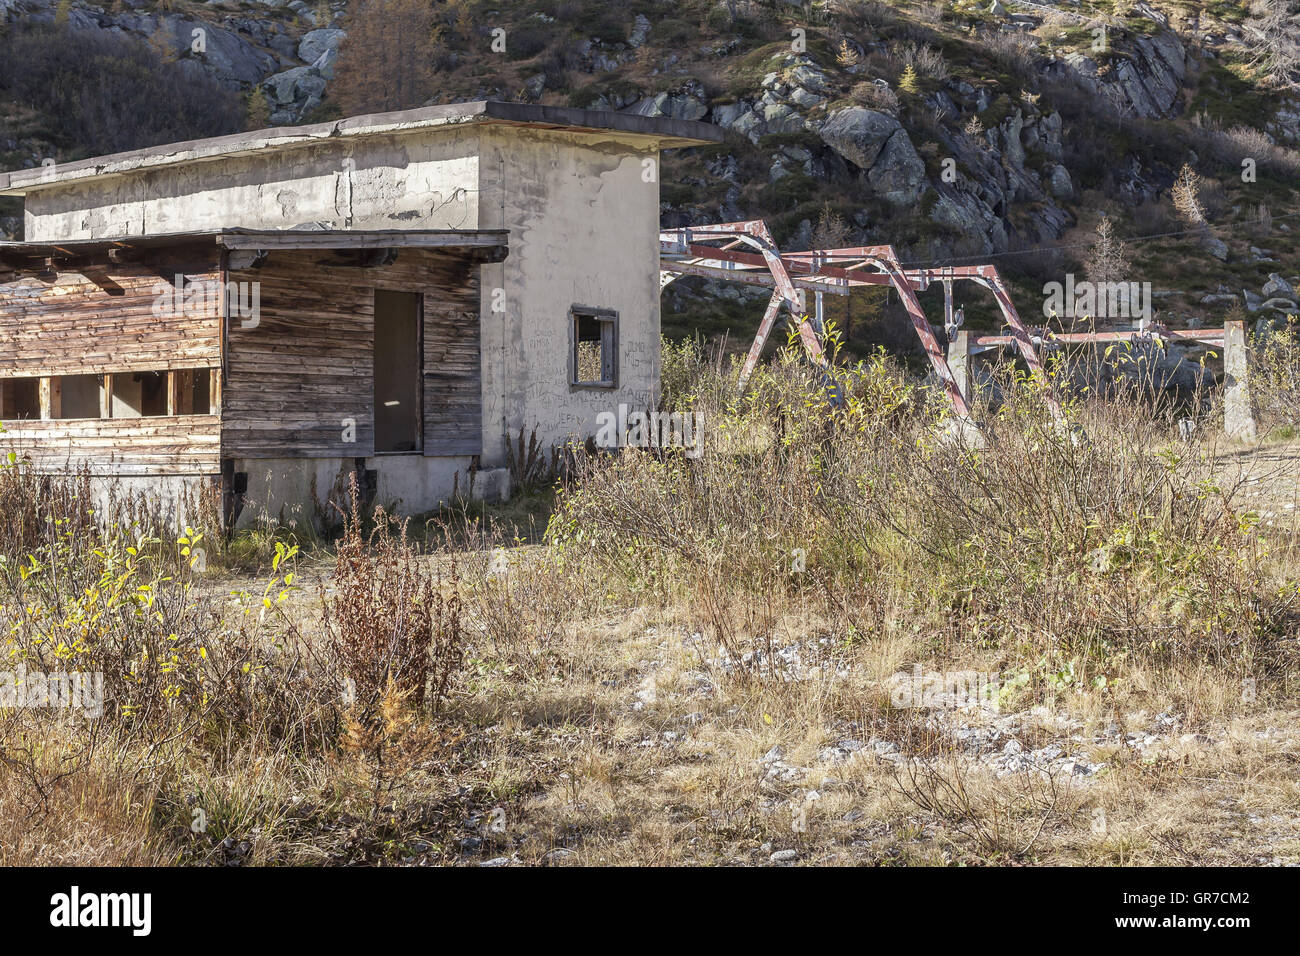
[0,247,222,378]
[0,416,221,475]
[0,242,485,472]
[424,299,482,457]
[224,248,482,459]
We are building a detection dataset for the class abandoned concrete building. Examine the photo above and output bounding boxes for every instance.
[0,102,721,527]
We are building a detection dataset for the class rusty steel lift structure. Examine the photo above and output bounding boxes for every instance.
[660,219,1242,428]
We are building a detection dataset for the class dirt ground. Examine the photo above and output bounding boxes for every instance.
[165,438,1300,867]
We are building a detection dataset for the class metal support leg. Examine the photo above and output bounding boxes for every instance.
[873,253,972,419]
[738,290,786,392]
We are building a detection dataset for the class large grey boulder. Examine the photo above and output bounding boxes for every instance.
[263,66,327,122]
[712,100,766,142]
[787,64,829,91]
[866,129,927,206]
[761,101,805,134]
[1046,163,1073,199]
[1262,273,1296,300]
[628,91,707,122]
[299,27,345,65]
[817,107,901,171]
[710,101,749,128]
[789,87,826,109]
[817,107,926,206]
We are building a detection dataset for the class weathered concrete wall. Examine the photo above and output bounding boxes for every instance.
[232,456,509,531]
[84,474,214,531]
[476,127,661,465]
[63,456,508,534]
[22,130,481,238]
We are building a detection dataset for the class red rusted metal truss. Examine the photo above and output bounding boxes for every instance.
[661,219,1069,420]
[661,220,1239,422]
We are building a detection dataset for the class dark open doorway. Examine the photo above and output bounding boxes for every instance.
[374,289,423,453]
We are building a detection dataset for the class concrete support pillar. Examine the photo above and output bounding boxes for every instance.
[1224,319,1257,441]
[947,329,973,408]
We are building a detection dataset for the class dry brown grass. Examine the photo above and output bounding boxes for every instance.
[0,337,1297,866]
[0,730,167,866]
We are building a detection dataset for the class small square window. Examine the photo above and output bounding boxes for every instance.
[110,371,167,418]
[0,378,40,420]
[571,306,617,388]
[57,374,103,419]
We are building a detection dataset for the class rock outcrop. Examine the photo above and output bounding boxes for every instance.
[1051,28,1187,119]
[816,107,925,207]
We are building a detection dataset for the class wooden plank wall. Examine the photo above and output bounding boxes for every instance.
[0,246,222,476]
[0,243,483,473]
[0,417,221,475]
[0,248,222,377]
[423,274,482,457]
[224,248,482,459]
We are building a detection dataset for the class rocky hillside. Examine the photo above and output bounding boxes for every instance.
[1,0,1298,351]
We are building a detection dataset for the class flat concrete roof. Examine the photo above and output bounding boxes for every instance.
[0,101,724,196]
[0,228,509,258]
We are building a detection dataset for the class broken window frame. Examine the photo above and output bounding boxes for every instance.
[569,305,618,389]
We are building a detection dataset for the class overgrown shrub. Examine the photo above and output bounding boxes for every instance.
[547,337,1296,682]
[323,480,464,713]
[1253,326,1300,434]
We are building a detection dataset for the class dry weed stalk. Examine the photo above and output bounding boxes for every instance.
[324,473,464,713]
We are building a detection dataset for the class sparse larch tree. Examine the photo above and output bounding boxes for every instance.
[1083,214,1129,286]
[1171,163,1206,227]
[246,86,270,130]
[812,202,851,250]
